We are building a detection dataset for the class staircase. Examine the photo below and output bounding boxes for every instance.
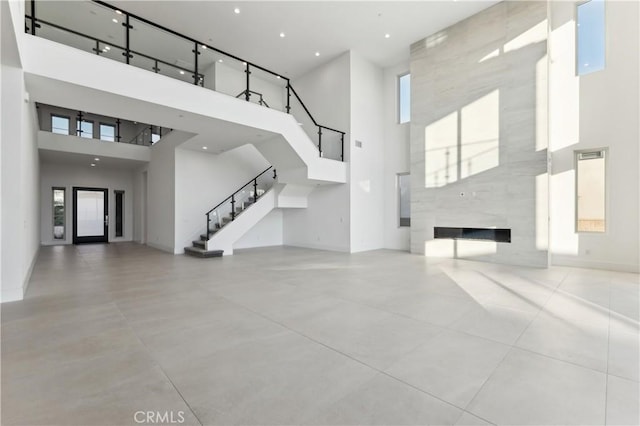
[184,167,275,258]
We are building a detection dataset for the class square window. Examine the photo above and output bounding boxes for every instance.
[51,115,70,135]
[100,123,115,141]
[77,120,94,139]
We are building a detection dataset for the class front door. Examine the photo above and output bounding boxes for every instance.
[73,187,108,244]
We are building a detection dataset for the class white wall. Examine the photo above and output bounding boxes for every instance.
[549,0,639,272]
[174,144,274,253]
[146,130,190,253]
[1,0,40,302]
[39,162,135,245]
[349,52,385,252]
[383,61,411,251]
[284,52,351,252]
[234,209,283,250]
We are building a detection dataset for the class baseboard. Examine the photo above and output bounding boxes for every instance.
[283,242,350,253]
[21,245,40,297]
[552,255,640,273]
[1,287,24,303]
[147,241,175,254]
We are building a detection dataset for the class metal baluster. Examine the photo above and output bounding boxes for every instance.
[245,64,251,102]
[318,127,323,157]
[231,195,236,221]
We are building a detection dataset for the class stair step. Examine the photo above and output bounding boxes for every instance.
[200,230,218,240]
[192,240,206,249]
[184,246,223,258]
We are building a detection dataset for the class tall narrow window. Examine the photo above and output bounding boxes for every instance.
[100,123,115,141]
[53,187,65,240]
[77,120,94,139]
[577,0,605,75]
[115,190,124,237]
[398,173,411,227]
[51,115,70,135]
[151,133,161,144]
[576,150,606,232]
[398,73,411,124]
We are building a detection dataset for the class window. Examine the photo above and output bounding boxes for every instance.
[151,133,161,144]
[77,120,94,139]
[576,149,606,232]
[398,73,411,124]
[53,187,65,240]
[115,190,124,237]
[100,123,115,141]
[51,115,70,135]
[577,0,605,75]
[398,173,411,227]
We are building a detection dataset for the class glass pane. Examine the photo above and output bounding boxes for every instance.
[77,120,93,138]
[77,190,105,237]
[399,73,411,123]
[53,188,65,240]
[203,51,247,97]
[36,19,96,55]
[36,1,125,51]
[129,16,195,81]
[97,42,126,64]
[51,115,69,134]
[319,129,343,161]
[577,0,605,75]
[399,174,411,227]
[289,91,320,152]
[248,66,287,112]
[576,152,606,232]
[100,124,115,141]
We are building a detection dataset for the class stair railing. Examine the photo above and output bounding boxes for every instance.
[235,90,271,108]
[204,166,276,238]
[25,0,346,160]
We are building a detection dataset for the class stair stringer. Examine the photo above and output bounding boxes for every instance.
[205,187,278,255]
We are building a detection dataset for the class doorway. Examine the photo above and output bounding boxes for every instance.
[73,187,108,244]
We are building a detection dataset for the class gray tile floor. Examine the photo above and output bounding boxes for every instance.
[2,243,638,425]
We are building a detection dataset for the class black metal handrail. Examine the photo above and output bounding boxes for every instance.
[205,166,275,238]
[26,0,346,161]
[235,90,270,108]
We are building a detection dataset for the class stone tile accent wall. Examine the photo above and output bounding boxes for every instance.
[410,1,549,267]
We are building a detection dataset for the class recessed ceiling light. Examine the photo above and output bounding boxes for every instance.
[385,33,391,39]
[234,7,240,14]
[276,76,281,79]
[104,46,111,50]
[201,45,207,50]
[179,70,185,75]
[202,146,208,150]
[112,18,118,23]
[279,32,285,38]
[218,59,223,63]
[115,10,122,15]
[315,52,320,57]
[242,62,247,66]
[90,163,96,167]
[94,157,100,161]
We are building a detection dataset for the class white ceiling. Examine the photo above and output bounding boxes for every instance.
[43,1,499,79]
[39,149,147,169]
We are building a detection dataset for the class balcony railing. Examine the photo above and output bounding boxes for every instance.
[25,0,345,161]
[37,102,170,147]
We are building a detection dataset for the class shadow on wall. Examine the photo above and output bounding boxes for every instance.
[412,2,549,267]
